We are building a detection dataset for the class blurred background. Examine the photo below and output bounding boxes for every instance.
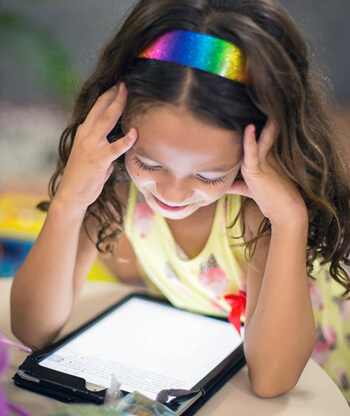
[0,0,349,277]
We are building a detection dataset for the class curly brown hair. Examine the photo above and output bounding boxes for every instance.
[40,0,350,296]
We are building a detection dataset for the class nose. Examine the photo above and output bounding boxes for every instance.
[156,177,194,206]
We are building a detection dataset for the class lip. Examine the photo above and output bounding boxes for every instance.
[153,195,189,212]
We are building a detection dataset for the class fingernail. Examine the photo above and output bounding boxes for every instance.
[119,82,125,93]
[128,129,136,141]
[251,126,256,135]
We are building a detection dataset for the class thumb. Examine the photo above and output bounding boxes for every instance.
[226,179,250,197]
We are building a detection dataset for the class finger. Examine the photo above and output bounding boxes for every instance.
[257,119,278,160]
[243,125,259,170]
[83,84,121,133]
[103,128,138,163]
[92,83,128,139]
[226,179,250,197]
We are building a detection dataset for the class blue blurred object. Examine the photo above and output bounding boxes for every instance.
[0,238,34,277]
[0,193,46,278]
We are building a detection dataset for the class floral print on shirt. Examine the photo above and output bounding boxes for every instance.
[312,324,337,365]
[198,254,228,299]
[133,193,154,238]
[309,270,350,405]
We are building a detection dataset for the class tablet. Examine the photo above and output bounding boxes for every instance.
[14,294,245,415]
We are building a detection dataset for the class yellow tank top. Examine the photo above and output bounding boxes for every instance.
[124,182,247,317]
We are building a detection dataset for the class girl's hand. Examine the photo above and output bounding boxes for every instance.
[54,83,137,214]
[227,120,307,227]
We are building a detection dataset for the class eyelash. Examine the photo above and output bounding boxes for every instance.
[133,155,161,172]
[197,175,229,186]
[132,155,229,186]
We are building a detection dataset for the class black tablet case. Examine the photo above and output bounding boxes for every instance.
[13,294,245,415]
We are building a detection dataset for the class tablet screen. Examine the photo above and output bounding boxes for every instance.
[40,298,243,400]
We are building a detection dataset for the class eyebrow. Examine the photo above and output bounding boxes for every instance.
[133,149,241,173]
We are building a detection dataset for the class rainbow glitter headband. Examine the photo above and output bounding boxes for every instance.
[138,30,246,84]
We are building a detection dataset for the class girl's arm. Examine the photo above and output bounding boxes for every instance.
[229,121,315,398]
[11,84,137,350]
[243,200,314,398]
[11,200,98,350]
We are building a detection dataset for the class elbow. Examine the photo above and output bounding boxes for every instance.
[11,314,40,351]
[249,352,313,398]
[248,360,304,398]
[11,317,57,351]
[10,305,57,351]
[247,331,316,399]
[10,283,35,348]
[251,376,298,399]
[10,301,29,348]
[11,316,30,349]
[11,323,31,350]
[10,285,63,350]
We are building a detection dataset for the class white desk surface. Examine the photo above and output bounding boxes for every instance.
[1,279,349,415]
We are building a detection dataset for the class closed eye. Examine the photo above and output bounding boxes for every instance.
[133,155,161,171]
[134,154,230,186]
[196,175,230,186]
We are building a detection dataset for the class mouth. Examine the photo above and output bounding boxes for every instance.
[153,195,189,212]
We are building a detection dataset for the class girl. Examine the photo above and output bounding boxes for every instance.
[11,0,350,402]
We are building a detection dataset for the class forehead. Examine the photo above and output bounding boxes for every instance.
[130,105,242,167]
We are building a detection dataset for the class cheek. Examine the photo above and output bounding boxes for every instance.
[197,184,229,202]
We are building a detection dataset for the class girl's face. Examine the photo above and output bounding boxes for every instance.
[125,104,243,220]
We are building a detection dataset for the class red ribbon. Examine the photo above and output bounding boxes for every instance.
[224,290,246,335]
